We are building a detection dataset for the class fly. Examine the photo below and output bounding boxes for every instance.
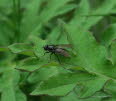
[43,44,72,62]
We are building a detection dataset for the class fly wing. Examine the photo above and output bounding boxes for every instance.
[55,48,70,57]
[55,44,72,49]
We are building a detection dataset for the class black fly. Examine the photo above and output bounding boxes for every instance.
[43,44,72,62]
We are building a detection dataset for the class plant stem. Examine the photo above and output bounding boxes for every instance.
[12,0,21,42]
[17,0,21,42]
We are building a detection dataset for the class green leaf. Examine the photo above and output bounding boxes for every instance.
[8,43,34,56]
[69,0,90,27]
[101,24,116,47]
[31,72,96,96]
[0,47,9,52]
[0,0,11,6]
[82,0,116,30]
[55,4,77,16]
[47,26,60,44]
[1,85,15,101]
[16,57,59,72]
[64,21,116,80]
[21,0,42,41]
[1,66,21,101]
[0,22,13,45]
[29,35,47,57]
[23,0,72,36]
[15,88,27,101]
[28,67,59,84]
[76,77,108,98]
[110,41,116,65]
[1,85,26,101]
[38,0,71,24]
[48,24,69,44]
[104,80,116,96]
[31,83,76,96]
[103,80,116,101]
[16,57,41,72]
[103,98,116,101]
[60,91,109,101]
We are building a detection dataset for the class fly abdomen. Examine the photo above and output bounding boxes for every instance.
[55,48,70,57]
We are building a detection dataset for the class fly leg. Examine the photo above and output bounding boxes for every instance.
[54,53,61,64]
[43,51,50,57]
[49,52,54,61]
[54,54,73,72]
[54,54,70,71]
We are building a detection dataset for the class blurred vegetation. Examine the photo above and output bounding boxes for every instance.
[0,0,116,101]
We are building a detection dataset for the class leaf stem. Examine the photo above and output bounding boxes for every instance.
[12,0,21,42]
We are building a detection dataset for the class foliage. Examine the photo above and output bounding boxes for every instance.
[0,0,116,101]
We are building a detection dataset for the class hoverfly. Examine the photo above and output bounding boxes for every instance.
[43,44,72,62]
